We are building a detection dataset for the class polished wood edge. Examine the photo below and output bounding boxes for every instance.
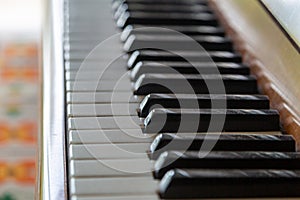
[210,0,300,150]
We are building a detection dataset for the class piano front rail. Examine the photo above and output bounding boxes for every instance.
[37,0,67,199]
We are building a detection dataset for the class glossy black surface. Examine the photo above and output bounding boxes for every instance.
[149,133,295,159]
[131,61,250,81]
[155,151,300,179]
[134,74,258,95]
[160,169,300,198]
[127,50,242,69]
[139,94,269,117]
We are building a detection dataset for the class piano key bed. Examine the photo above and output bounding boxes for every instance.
[64,0,300,199]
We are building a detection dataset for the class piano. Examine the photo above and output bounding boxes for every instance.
[38,0,300,199]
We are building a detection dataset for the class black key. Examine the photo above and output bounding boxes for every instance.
[121,25,225,42]
[127,50,242,69]
[139,94,269,117]
[124,34,233,52]
[131,61,250,81]
[117,11,218,29]
[114,4,211,19]
[134,74,258,95]
[150,133,296,159]
[159,169,300,199]
[154,151,300,179]
[143,108,280,133]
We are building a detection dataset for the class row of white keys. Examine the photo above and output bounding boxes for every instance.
[68,115,158,195]
[67,0,159,196]
[69,132,159,197]
[69,126,159,197]
[67,80,159,198]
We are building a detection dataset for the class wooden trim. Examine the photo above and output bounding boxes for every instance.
[210,0,300,150]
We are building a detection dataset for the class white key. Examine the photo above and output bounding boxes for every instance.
[66,80,131,92]
[70,177,158,195]
[67,103,138,117]
[65,61,97,71]
[71,195,159,200]
[65,49,125,61]
[65,70,129,81]
[65,46,126,60]
[65,58,129,71]
[68,116,142,130]
[66,92,140,104]
[69,129,153,144]
[69,143,150,159]
[70,159,153,177]
[67,43,126,51]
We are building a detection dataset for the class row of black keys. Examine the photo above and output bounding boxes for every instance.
[113,0,279,134]
[150,133,300,198]
[111,0,300,198]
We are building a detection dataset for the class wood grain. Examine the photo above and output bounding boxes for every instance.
[210,0,300,150]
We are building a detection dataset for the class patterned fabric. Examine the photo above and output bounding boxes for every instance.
[0,42,38,199]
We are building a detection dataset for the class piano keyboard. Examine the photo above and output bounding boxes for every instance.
[64,0,300,199]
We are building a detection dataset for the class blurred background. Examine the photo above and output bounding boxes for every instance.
[0,0,41,199]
